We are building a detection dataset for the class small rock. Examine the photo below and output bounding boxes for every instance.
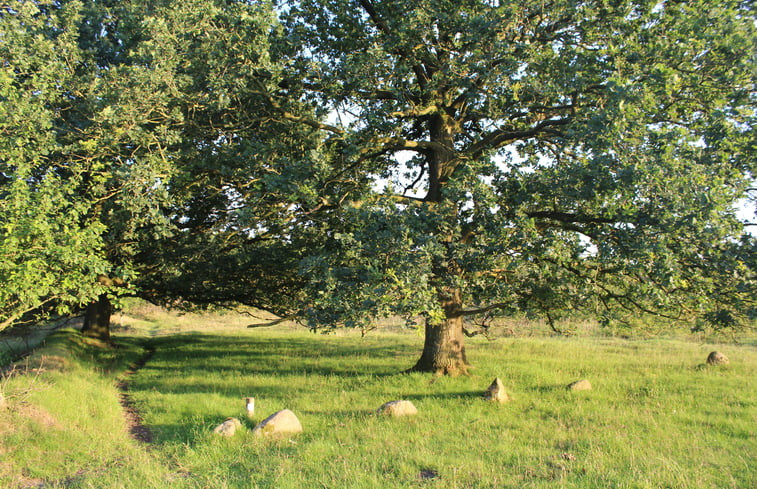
[213,417,242,437]
[377,400,418,417]
[252,409,303,437]
[567,379,592,391]
[484,377,509,402]
[706,351,729,366]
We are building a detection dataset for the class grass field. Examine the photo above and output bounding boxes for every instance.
[1,305,755,488]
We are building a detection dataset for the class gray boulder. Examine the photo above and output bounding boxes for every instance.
[706,351,729,366]
[484,377,509,402]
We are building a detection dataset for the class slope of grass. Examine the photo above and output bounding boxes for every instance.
[0,330,175,488]
[0,317,85,366]
[1,310,755,489]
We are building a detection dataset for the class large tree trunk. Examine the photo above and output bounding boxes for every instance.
[410,287,470,375]
[81,294,112,342]
[411,315,469,375]
[411,113,470,375]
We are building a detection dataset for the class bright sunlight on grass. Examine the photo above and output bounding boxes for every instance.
[1,306,755,488]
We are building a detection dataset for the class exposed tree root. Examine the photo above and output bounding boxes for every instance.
[405,361,472,377]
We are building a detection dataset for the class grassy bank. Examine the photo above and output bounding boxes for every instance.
[1,310,755,488]
[0,330,177,488]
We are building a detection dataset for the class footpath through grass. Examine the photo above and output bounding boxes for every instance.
[1,311,755,488]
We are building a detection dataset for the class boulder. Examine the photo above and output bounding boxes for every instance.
[213,417,242,437]
[484,377,509,402]
[252,409,303,437]
[377,400,418,417]
[567,379,592,391]
[706,351,729,366]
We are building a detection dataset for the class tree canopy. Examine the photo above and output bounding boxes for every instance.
[0,0,308,333]
[275,0,756,372]
[1,0,755,374]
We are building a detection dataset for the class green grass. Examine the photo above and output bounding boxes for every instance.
[1,309,755,488]
[0,330,175,488]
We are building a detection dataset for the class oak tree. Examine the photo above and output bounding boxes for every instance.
[278,0,756,374]
[0,0,315,338]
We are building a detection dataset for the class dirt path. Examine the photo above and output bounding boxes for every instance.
[116,343,156,444]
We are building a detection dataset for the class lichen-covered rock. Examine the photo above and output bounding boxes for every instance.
[484,377,509,402]
[567,379,592,391]
[377,400,418,417]
[213,417,242,437]
[706,351,729,366]
[252,409,303,437]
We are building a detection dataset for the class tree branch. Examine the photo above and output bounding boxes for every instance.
[469,117,572,157]
[249,78,345,136]
[356,0,430,90]
[404,162,427,195]
[382,193,426,204]
[526,210,618,225]
[461,302,509,316]
[361,136,447,155]
[280,111,344,135]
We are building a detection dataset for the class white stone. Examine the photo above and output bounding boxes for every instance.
[244,397,255,418]
[252,409,303,437]
[377,400,418,417]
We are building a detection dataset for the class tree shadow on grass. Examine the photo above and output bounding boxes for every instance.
[402,391,483,401]
[118,331,420,447]
[147,409,378,446]
[134,332,410,379]
[148,407,379,446]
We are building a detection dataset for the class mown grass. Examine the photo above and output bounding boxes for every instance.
[1,308,755,488]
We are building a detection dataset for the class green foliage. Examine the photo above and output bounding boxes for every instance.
[0,0,319,328]
[1,0,754,343]
[0,1,112,327]
[279,0,757,332]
